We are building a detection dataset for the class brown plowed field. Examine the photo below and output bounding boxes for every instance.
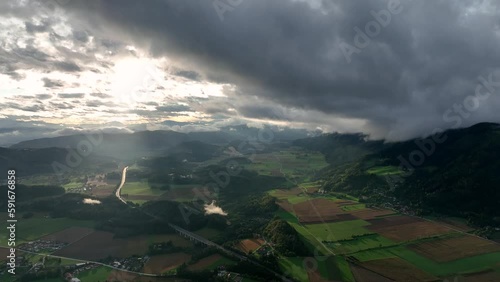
[235,238,265,253]
[360,258,437,282]
[40,227,94,244]
[408,235,500,262]
[350,208,396,220]
[187,254,223,271]
[143,253,191,274]
[367,221,453,242]
[462,270,500,282]
[366,215,422,228]
[54,231,192,260]
[292,198,343,223]
[349,264,394,282]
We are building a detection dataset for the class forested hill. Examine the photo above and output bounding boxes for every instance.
[293,132,385,166]
[299,123,500,227]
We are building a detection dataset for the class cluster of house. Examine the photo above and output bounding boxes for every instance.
[19,240,67,253]
[66,186,89,193]
[63,262,100,281]
[217,270,243,281]
[255,244,273,257]
[109,255,150,272]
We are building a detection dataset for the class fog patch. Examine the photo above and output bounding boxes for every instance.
[83,198,102,205]
[204,200,228,216]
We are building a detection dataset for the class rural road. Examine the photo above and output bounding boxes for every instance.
[114,166,292,281]
[115,166,128,204]
[0,247,161,278]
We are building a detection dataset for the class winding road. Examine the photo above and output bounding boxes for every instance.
[115,166,128,204]
[114,165,291,281]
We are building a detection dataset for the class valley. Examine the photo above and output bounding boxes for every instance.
[1,125,500,281]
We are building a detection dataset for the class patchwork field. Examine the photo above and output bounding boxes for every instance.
[244,148,328,182]
[187,254,237,271]
[40,226,95,244]
[367,220,454,242]
[269,186,500,281]
[0,215,95,246]
[235,238,265,253]
[54,231,193,260]
[359,257,437,282]
[349,264,393,282]
[143,253,192,274]
[408,235,500,262]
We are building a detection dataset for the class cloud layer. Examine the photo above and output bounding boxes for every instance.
[1,0,500,144]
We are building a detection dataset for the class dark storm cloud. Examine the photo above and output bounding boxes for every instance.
[173,69,202,81]
[63,0,500,140]
[237,105,290,121]
[72,30,89,43]
[25,21,50,33]
[13,46,49,62]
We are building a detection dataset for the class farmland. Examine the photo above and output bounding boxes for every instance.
[408,234,500,262]
[143,253,192,274]
[187,254,237,271]
[0,214,95,246]
[243,148,329,182]
[54,231,193,260]
[235,238,265,253]
[266,176,500,281]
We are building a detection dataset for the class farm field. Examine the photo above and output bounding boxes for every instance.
[77,266,113,281]
[359,257,437,282]
[187,254,237,271]
[40,226,95,244]
[54,231,193,260]
[408,234,500,262]
[269,185,500,281]
[278,257,310,282]
[366,165,401,175]
[121,181,166,196]
[243,148,328,181]
[367,220,455,242]
[351,245,500,277]
[349,263,393,282]
[0,215,95,246]
[325,234,394,254]
[143,253,192,274]
[234,238,265,253]
[303,219,372,241]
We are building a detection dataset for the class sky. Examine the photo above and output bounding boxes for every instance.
[1,0,500,145]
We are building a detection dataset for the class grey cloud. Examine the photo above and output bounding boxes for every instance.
[36,94,53,100]
[73,30,89,42]
[63,0,500,140]
[58,93,85,98]
[173,69,202,81]
[49,102,74,109]
[53,61,81,72]
[1,102,46,112]
[25,21,50,33]
[156,104,191,112]
[13,46,49,62]
[42,77,64,88]
[86,100,115,107]
[90,93,112,99]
